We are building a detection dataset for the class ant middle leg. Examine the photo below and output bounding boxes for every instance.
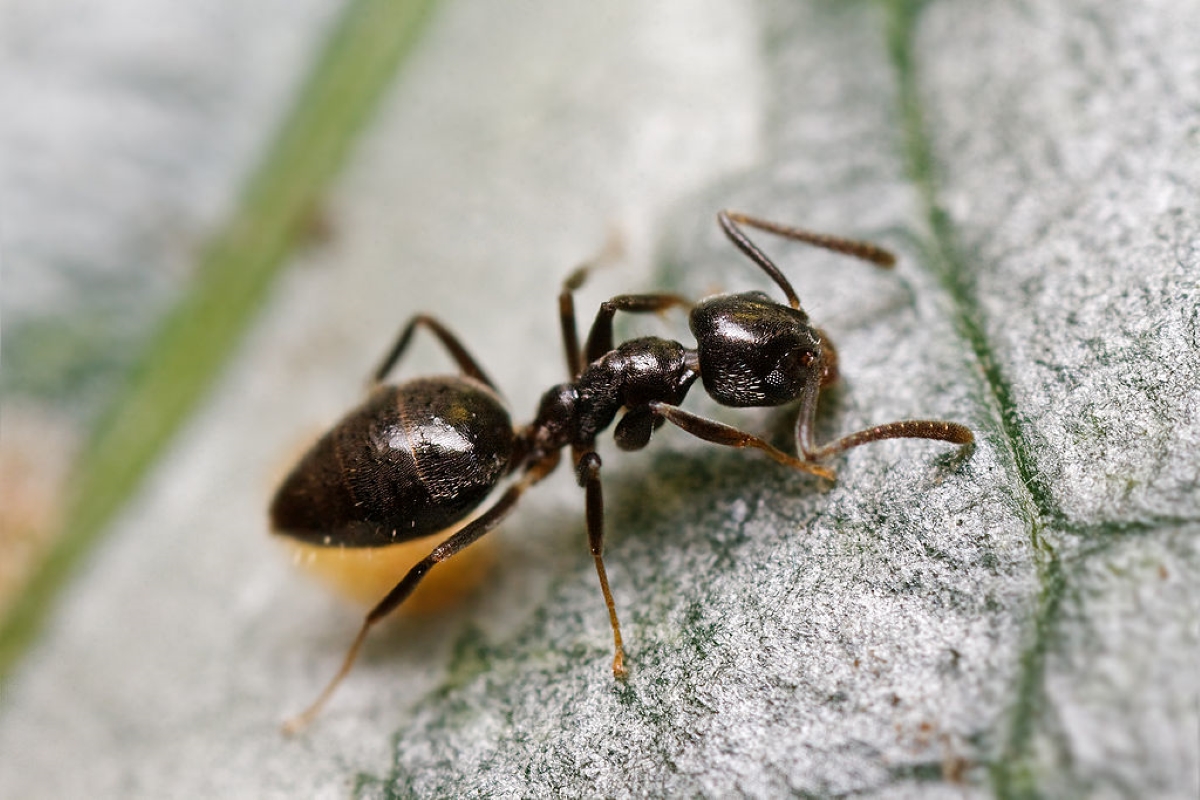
[648,402,836,481]
[558,231,627,379]
[583,294,690,364]
[574,448,628,679]
[372,314,497,390]
[559,266,589,379]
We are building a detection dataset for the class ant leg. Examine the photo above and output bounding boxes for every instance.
[282,452,561,734]
[803,419,975,462]
[559,265,589,379]
[583,294,690,364]
[558,232,626,379]
[790,372,973,462]
[372,314,497,390]
[575,450,628,679]
[648,402,836,480]
[718,210,896,310]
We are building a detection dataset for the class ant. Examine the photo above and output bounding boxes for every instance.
[270,210,974,732]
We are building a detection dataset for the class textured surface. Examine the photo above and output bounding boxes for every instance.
[1,0,1197,797]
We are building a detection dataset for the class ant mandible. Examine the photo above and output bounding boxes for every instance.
[270,210,974,731]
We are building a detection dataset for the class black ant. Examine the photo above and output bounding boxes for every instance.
[270,210,974,731]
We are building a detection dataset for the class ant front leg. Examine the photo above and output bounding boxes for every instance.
[791,354,974,463]
[574,449,628,679]
[797,401,975,462]
[372,314,498,390]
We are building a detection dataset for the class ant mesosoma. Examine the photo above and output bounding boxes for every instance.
[271,210,974,731]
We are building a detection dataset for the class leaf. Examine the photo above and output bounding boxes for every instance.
[0,0,440,677]
[1,1,1195,797]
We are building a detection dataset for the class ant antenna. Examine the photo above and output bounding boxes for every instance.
[718,211,802,308]
[718,210,897,309]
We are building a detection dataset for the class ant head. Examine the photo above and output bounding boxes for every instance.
[689,291,823,407]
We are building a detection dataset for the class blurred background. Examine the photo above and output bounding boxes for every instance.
[2,1,1197,797]
[1,0,348,621]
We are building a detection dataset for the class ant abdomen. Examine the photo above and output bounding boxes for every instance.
[271,376,514,548]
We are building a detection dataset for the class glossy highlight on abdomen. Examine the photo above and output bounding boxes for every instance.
[270,377,513,547]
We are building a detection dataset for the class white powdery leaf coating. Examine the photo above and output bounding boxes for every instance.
[916,1,1200,795]
[1035,529,1200,798]
[919,0,1200,525]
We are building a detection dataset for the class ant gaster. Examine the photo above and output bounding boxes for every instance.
[271,211,974,731]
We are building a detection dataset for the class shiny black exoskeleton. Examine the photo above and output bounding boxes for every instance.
[272,210,974,731]
[271,377,514,547]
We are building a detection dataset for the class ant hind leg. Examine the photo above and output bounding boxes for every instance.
[372,314,497,390]
[281,454,558,734]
